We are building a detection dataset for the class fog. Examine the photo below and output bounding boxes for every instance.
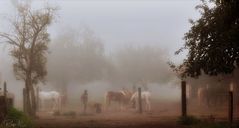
[44,27,180,106]
[0,0,202,109]
[0,26,181,109]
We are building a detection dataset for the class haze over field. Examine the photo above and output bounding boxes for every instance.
[0,0,201,108]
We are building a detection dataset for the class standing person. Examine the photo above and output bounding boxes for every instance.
[81,90,88,114]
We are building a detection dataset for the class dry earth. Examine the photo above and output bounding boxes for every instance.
[35,112,186,128]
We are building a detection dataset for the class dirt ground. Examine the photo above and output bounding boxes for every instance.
[35,112,187,128]
[35,101,186,128]
[35,101,235,128]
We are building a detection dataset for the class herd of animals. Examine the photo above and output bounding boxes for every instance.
[38,88,152,113]
[38,86,229,113]
[0,85,230,114]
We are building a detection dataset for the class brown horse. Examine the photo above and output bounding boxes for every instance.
[104,90,132,110]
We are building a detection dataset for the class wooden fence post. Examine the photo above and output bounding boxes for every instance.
[0,96,7,122]
[23,88,26,113]
[3,81,8,111]
[228,91,233,124]
[138,87,142,113]
[181,81,187,117]
[36,87,39,111]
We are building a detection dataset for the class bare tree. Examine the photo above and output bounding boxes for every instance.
[0,3,56,116]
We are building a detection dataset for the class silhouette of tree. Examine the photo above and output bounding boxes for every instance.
[174,0,239,78]
[0,3,56,116]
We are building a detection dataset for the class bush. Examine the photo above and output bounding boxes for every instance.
[191,122,231,128]
[178,116,234,128]
[62,111,76,117]
[0,107,34,128]
[178,116,201,125]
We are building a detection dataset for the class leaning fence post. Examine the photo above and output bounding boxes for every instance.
[228,91,233,124]
[181,81,187,117]
[138,87,142,113]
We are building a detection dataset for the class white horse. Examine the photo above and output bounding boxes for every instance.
[39,91,61,112]
[130,91,151,112]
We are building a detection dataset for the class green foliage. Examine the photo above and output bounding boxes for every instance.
[0,108,34,128]
[190,122,231,128]
[62,111,76,117]
[175,0,239,78]
[178,116,235,128]
[178,116,201,125]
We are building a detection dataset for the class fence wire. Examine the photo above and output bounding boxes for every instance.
[187,92,239,121]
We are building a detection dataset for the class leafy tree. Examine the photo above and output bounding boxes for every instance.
[47,28,109,103]
[113,46,174,87]
[174,0,239,78]
[0,4,56,116]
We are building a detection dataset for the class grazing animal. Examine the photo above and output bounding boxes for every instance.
[105,90,132,110]
[130,91,151,112]
[39,91,61,112]
[89,102,102,113]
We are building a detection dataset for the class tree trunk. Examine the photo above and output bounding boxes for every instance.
[25,77,32,116]
[29,83,36,117]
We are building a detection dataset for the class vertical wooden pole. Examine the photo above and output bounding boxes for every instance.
[3,81,8,111]
[138,87,142,113]
[3,81,7,97]
[181,81,187,117]
[228,91,233,124]
[23,88,26,113]
[36,87,39,111]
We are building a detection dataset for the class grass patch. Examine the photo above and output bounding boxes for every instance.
[178,116,237,128]
[0,107,34,128]
[178,116,201,125]
[62,111,76,117]
[190,122,232,128]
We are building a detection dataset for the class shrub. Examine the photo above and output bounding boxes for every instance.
[178,116,201,125]
[62,111,76,117]
[0,107,34,128]
[191,122,231,128]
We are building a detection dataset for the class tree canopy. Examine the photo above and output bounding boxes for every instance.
[174,0,239,78]
[112,46,174,85]
[47,28,108,86]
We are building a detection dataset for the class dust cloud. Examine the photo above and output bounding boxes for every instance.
[0,26,180,109]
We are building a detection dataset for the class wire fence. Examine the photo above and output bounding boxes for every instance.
[187,91,239,121]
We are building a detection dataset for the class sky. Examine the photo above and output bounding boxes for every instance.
[0,0,201,56]
[0,0,202,108]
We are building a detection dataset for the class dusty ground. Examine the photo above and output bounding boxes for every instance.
[35,112,186,128]
[35,101,235,128]
[35,101,185,128]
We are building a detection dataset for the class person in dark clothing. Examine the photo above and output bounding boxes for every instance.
[81,90,88,114]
